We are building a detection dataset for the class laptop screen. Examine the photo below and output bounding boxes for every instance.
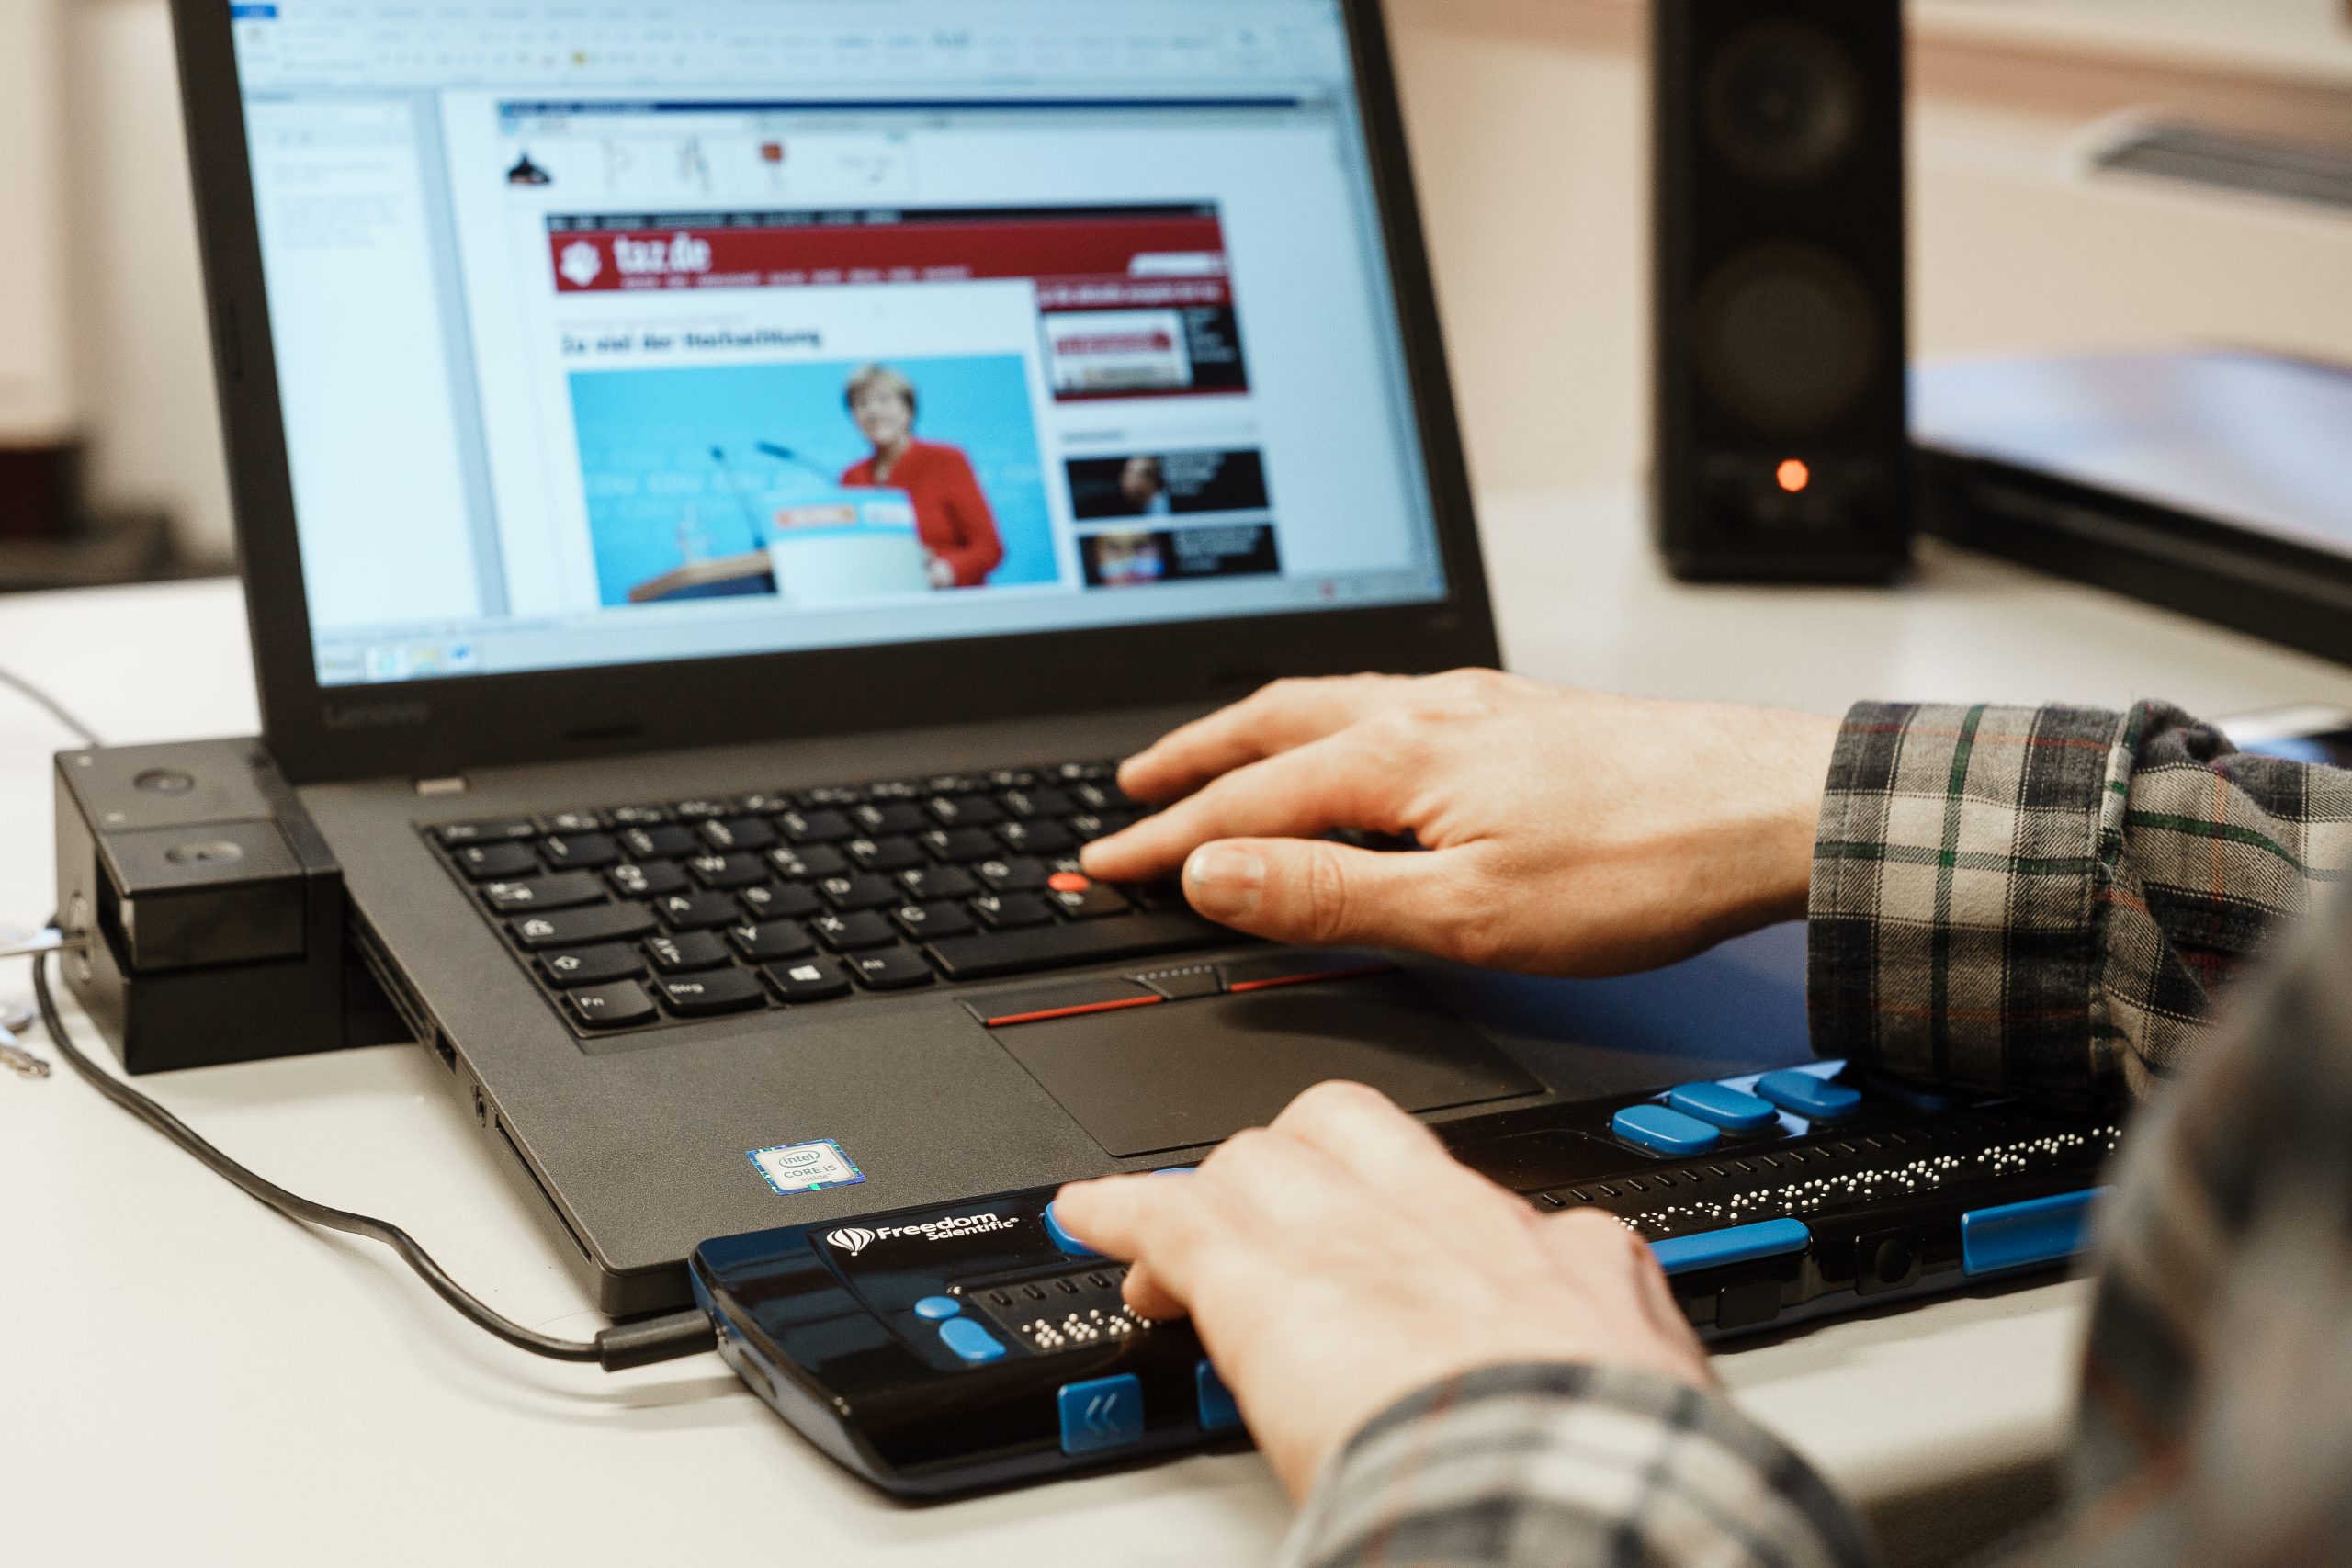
[224,0,1452,688]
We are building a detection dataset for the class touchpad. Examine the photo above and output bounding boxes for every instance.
[988,975,1542,1157]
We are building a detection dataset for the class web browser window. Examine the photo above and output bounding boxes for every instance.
[227,0,1451,686]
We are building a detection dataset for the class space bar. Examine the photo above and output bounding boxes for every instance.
[925,911,1233,981]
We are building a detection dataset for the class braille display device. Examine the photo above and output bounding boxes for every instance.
[696,1060,2117,1495]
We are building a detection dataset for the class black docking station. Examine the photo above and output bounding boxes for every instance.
[52,737,404,1074]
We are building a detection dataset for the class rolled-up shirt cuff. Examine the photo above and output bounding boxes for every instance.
[1278,1362,1874,1568]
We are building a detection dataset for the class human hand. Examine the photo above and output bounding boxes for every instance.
[1053,1081,1712,1500]
[924,555,956,590]
[1080,670,1838,976]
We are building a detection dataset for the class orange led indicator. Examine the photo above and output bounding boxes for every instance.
[1776,458,1812,494]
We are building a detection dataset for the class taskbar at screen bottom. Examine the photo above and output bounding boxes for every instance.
[312,567,1447,688]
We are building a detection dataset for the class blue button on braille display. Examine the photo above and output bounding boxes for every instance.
[937,1317,1006,1363]
[1667,1081,1780,1133]
[1196,1359,1242,1433]
[1058,1373,1145,1455]
[1042,1201,1099,1257]
[1755,1070,1863,1122]
[1962,1189,2107,1277]
[1649,1217,1813,1277]
[913,1295,962,1321]
[1612,1103,1722,1156]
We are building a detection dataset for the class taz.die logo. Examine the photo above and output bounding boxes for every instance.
[826,1213,1019,1257]
[557,239,603,288]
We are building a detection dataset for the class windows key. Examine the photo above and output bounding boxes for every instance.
[765,958,854,1002]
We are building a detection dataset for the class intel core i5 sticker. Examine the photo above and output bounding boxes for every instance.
[748,1138,867,1197]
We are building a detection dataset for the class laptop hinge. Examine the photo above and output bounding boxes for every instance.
[414,775,469,796]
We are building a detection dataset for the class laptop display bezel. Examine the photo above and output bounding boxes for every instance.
[172,0,1500,786]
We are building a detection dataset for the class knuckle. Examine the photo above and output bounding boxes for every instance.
[1287,1078,1388,1130]
[1295,844,1354,942]
[1204,1125,1279,1179]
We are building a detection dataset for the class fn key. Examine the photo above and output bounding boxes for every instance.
[568,981,658,1029]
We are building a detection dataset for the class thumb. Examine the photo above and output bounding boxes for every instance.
[1182,838,1471,954]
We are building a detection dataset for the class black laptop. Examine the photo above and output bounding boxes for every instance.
[175,0,1718,1315]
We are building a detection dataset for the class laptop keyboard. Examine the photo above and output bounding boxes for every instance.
[424,761,1237,1036]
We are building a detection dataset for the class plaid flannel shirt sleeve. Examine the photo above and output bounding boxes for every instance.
[1809,702,2352,1100]
[1277,1365,1876,1568]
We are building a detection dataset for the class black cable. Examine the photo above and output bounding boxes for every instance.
[29,942,714,1372]
[0,665,102,749]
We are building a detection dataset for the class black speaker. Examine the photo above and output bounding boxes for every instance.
[1652,0,1912,581]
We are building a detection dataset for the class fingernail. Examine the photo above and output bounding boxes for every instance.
[1185,844,1263,919]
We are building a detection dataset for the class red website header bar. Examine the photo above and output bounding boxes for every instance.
[548,212,1231,304]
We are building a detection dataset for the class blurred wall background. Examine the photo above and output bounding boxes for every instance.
[12,0,2352,565]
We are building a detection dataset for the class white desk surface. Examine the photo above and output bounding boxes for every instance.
[10,487,2352,1567]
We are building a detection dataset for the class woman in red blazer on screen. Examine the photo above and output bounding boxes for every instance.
[839,364,1005,589]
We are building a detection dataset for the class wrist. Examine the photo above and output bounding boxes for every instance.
[1694,707,1840,938]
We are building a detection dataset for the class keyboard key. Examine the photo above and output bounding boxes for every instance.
[541,809,607,834]
[673,797,731,820]
[646,931,732,974]
[920,828,1000,863]
[795,784,865,810]
[738,882,822,920]
[657,969,769,1017]
[988,767,1040,790]
[776,808,853,844]
[540,831,619,872]
[512,902,656,951]
[928,795,1004,829]
[926,910,1230,981]
[976,857,1048,893]
[925,773,989,796]
[819,874,898,911]
[569,981,658,1029]
[1070,781,1130,811]
[729,920,818,963]
[1047,882,1131,920]
[766,957,854,1002]
[730,792,797,816]
[654,891,740,931]
[608,861,691,899]
[618,824,699,862]
[867,780,923,802]
[606,805,672,827]
[700,818,777,853]
[456,842,537,881]
[687,852,771,890]
[899,864,978,901]
[814,910,898,951]
[439,819,537,847]
[482,872,605,914]
[997,820,1076,857]
[851,801,927,837]
[1001,786,1072,819]
[769,845,850,882]
[893,901,976,941]
[1067,813,1115,842]
[972,892,1056,931]
[539,943,646,988]
[850,947,935,991]
[847,836,926,874]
